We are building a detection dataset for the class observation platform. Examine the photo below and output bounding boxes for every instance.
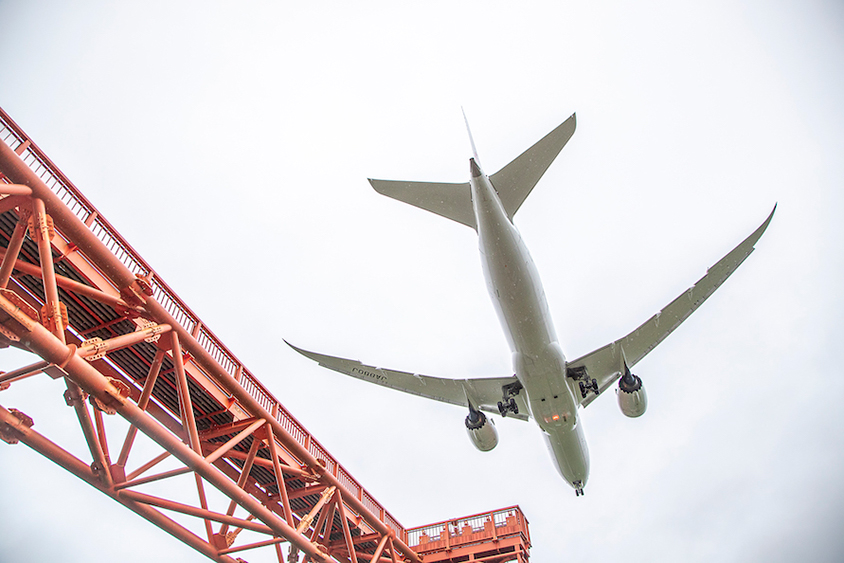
[0,106,530,563]
[408,507,530,563]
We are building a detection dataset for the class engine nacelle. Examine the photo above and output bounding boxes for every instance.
[465,409,499,451]
[616,372,648,418]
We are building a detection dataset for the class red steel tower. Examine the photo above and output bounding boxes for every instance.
[0,106,530,563]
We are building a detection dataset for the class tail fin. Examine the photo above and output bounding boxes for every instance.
[369,113,577,229]
[490,113,576,218]
[462,107,481,165]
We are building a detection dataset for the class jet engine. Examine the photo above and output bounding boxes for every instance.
[616,369,647,418]
[465,408,499,451]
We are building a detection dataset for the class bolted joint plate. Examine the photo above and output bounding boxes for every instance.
[40,302,68,335]
[0,289,39,343]
[27,213,54,242]
[119,276,154,307]
[91,377,131,415]
[80,337,107,361]
[0,408,33,445]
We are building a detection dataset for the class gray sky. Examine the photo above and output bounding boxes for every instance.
[1,1,843,562]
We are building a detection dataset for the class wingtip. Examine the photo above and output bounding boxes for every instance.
[745,204,777,249]
[367,178,385,193]
[284,339,311,359]
[761,203,777,230]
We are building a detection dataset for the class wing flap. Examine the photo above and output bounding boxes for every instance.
[573,205,776,407]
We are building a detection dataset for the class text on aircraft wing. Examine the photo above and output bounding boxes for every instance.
[286,342,530,421]
[572,205,776,408]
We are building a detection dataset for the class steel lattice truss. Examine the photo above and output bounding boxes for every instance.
[0,107,419,563]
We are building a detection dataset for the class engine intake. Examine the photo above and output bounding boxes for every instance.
[465,409,499,451]
[616,370,647,418]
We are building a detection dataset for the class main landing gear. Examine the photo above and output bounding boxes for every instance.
[497,380,523,418]
[567,365,600,399]
[578,378,599,399]
[497,397,518,417]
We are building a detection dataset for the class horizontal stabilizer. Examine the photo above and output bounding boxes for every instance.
[490,113,576,218]
[573,205,777,407]
[368,179,476,230]
[286,341,529,421]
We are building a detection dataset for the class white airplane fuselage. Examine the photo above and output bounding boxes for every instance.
[470,158,590,490]
[292,116,772,496]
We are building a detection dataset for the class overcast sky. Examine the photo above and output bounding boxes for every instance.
[1,1,843,562]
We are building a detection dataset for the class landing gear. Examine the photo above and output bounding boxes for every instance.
[573,481,585,497]
[578,378,599,399]
[567,365,600,399]
[497,380,523,418]
[497,397,519,417]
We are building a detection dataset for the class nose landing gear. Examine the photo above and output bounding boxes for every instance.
[573,481,585,497]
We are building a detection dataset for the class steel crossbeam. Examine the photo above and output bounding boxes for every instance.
[0,108,417,563]
[0,106,532,563]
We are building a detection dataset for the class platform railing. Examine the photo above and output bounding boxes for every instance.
[0,107,407,541]
[407,505,529,550]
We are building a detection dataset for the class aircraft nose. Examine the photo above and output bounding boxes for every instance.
[469,158,483,178]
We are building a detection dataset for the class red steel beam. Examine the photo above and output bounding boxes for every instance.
[0,134,420,563]
[30,197,64,341]
[0,294,335,563]
[0,183,32,196]
[0,213,28,289]
[116,347,166,468]
[0,194,29,216]
[0,404,240,563]
[0,247,141,312]
[119,490,274,535]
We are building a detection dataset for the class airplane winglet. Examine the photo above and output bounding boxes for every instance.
[752,204,777,246]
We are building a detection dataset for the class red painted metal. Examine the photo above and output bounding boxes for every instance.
[0,105,532,563]
[407,507,530,563]
[0,105,414,553]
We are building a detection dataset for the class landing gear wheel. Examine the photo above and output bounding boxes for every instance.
[498,398,519,417]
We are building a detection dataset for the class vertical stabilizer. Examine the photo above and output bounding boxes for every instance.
[369,112,577,230]
[462,107,481,166]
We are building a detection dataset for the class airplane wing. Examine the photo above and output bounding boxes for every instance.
[572,205,776,408]
[286,342,530,421]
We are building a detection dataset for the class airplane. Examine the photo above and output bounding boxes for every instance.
[288,113,774,496]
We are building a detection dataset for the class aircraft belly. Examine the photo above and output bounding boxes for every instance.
[542,420,590,488]
[474,182,556,355]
